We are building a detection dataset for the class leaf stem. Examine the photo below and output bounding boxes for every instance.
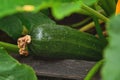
[93,16,105,39]
[84,60,103,80]
[0,41,19,53]
[71,17,91,27]
[81,4,109,22]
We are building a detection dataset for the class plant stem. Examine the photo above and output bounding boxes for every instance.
[99,0,116,16]
[79,20,103,32]
[0,41,19,53]
[84,60,103,80]
[71,17,91,27]
[93,16,105,39]
[81,4,109,22]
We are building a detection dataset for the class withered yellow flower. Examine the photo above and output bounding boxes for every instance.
[116,0,120,14]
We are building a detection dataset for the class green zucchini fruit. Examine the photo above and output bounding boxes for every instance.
[28,24,106,61]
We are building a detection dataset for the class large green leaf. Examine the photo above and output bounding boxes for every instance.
[52,1,81,19]
[102,15,120,80]
[0,46,37,80]
[0,15,23,39]
[0,0,74,18]
[51,0,98,19]
[0,0,98,19]
[17,12,55,30]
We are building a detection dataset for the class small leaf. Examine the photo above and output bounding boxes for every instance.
[52,1,81,19]
[0,46,37,80]
[102,15,120,80]
[17,12,55,30]
[0,15,23,39]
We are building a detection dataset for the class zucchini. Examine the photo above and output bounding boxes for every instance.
[26,24,106,61]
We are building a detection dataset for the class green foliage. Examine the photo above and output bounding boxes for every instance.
[0,0,42,18]
[0,0,98,19]
[17,12,55,30]
[102,15,120,80]
[0,46,37,80]
[0,15,23,39]
[81,0,98,5]
[51,0,98,19]
[0,12,55,39]
[0,0,98,39]
[98,0,116,16]
[0,0,119,80]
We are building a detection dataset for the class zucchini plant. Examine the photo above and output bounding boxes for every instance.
[0,0,119,80]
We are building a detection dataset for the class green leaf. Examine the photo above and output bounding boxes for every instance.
[0,0,42,18]
[17,12,55,30]
[0,0,98,19]
[98,0,116,16]
[0,0,72,18]
[40,9,50,16]
[81,0,98,5]
[52,0,98,19]
[0,46,37,80]
[0,15,23,39]
[102,15,120,80]
[52,1,81,19]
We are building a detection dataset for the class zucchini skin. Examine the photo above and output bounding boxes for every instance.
[28,24,106,61]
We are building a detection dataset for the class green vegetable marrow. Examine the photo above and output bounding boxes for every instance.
[28,24,106,61]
